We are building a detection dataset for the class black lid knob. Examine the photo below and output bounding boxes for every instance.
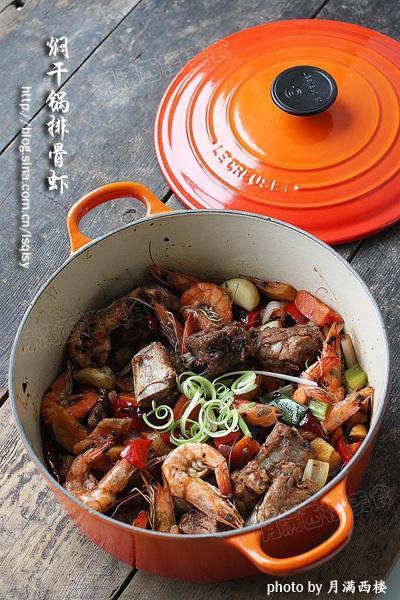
[271,66,337,116]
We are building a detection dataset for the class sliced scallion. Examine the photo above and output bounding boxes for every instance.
[142,401,174,431]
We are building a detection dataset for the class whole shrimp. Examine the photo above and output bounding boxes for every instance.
[78,456,138,512]
[322,387,374,434]
[64,440,113,499]
[141,470,178,533]
[181,283,233,331]
[68,287,142,368]
[162,443,243,529]
[41,363,72,425]
[320,323,346,401]
[293,355,339,404]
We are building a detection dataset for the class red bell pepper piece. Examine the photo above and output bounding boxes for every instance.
[229,436,260,469]
[335,436,353,463]
[111,393,147,431]
[295,290,343,327]
[330,426,344,445]
[121,438,152,469]
[214,430,242,449]
[133,509,149,529]
[284,301,308,324]
[244,306,264,330]
[299,411,327,439]
[237,305,264,330]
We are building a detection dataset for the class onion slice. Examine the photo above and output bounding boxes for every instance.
[341,334,358,369]
[302,459,329,489]
[261,301,282,324]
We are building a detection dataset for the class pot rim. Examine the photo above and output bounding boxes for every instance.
[9,209,391,541]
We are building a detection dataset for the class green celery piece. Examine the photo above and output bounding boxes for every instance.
[345,364,368,391]
[309,399,329,421]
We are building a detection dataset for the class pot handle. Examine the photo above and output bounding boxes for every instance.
[66,181,171,253]
[227,478,353,576]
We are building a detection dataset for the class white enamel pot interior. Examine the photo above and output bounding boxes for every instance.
[9,182,390,578]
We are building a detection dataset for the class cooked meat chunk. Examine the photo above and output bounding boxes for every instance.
[231,461,270,515]
[232,423,313,512]
[180,322,255,378]
[255,322,322,374]
[256,422,313,474]
[132,341,177,406]
[179,509,219,534]
[246,462,319,524]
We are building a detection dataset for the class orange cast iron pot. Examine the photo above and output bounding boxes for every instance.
[10,182,390,581]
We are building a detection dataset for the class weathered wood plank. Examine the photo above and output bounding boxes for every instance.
[0,401,132,600]
[0,0,141,150]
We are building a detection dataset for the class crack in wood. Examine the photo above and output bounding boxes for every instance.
[309,0,331,18]
[109,569,137,600]
[0,388,9,408]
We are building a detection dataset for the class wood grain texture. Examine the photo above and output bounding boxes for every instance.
[0,0,141,150]
[0,402,132,600]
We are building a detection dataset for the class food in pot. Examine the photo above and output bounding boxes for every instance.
[40,266,373,534]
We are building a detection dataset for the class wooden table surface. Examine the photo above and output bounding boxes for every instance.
[1,1,399,598]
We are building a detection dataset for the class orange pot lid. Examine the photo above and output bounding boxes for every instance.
[155,20,400,244]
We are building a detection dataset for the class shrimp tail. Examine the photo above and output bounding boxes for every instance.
[181,312,196,354]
